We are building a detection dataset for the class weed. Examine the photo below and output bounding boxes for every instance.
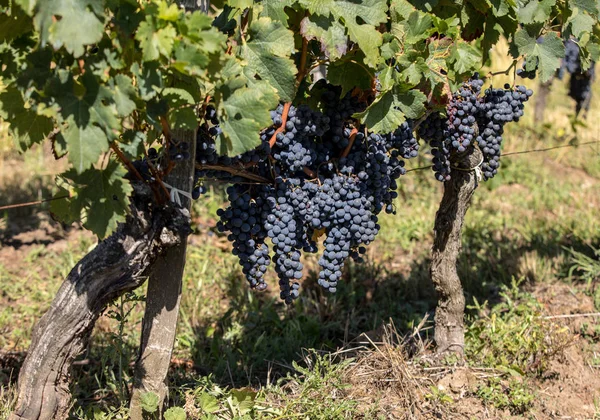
[465,278,572,376]
[475,377,535,414]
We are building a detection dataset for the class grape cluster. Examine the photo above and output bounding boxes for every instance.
[476,84,533,179]
[557,39,595,115]
[418,75,533,181]
[201,84,419,302]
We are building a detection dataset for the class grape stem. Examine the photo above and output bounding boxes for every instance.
[487,60,517,78]
[413,110,433,131]
[296,35,309,84]
[341,127,358,158]
[110,142,145,183]
[303,166,317,178]
[195,163,272,184]
[268,102,292,147]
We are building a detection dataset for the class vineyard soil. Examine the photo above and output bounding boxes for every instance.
[2,59,600,418]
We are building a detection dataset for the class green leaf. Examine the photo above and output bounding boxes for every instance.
[0,86,53,151]
[259,0,294,23]
[399,58,429,86]
[217,82,278,156]
[169,107,198,130]
[0,2,33,42]
[241,17,297,102]
[460,2,486,41]
[395,89,427,119]
[300,15,348,61]
[230,388,257,416]
[517,0,556,24]
[197,392,219,413]
[162,87,196,106]
[229,0,254,8]
[34,0,105,57]
[140,391,159,412]
[136,17,177,62]
[327,60,373,97]
[354,91,406,133]
[488,0,511,17]
[515,30,564,82]
[61,160,132,239]
[572,0,598,16]
[119,130,146,160]
[111,74,137,117]
[300,0,388,67]
[55,71,119,138]
[164,407,186,420]
[63,120,109,173]
[568,9,595,38]
[131,62,164,101]
[404,11,433,44]
[157,1,181,21]
[450,41,483,74]
[50,186,78,225]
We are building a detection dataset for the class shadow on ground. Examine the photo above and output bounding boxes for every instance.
[182,226,600,389]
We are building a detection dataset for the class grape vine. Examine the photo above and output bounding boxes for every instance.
[0,0,599,297]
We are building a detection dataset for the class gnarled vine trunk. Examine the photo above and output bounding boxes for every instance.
[10,184,191,420]
[430,147,483,355]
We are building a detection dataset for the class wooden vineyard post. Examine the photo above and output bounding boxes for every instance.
[129,1,210,417]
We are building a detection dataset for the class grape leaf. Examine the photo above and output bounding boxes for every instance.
[52,72,117,171]
[517,0,556,24]
[56,72,119,139]
[300,15,347,61]
[157,1,181,22]
[404,11,433,44]
[131,61,164,101]
[229,0,254,8]
[0,2,33,42]
[460,2,486,41]
[0,86,53,151]
[34,0,105,57]
[449,41,482,74]
[136,17,177,62]
[120,130,146,160]
[300,0,387,67]
[515,30,564,82]
[241,17,297,102]
[217,83,278,156]
[568,9,595,38]
[488,0,511,17]
[169,107,198,130]
[572,0,598,15]
[259,0,294,23]
[395,90,427,119]
[59,160,132,238]
[111,74,137,117]
[354,91,406,133]
[327,60,373,96]
[164,407,186,420]
[63,119,109,173]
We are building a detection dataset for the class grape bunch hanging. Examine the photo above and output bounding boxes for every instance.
[558,38,596,116]
[418,74,533,180]
[186,78,532,303]
[192,83,418,303]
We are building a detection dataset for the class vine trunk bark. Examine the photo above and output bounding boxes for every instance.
[430,146,483,355]
[129,3,208,417]
[10,184,192,420]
